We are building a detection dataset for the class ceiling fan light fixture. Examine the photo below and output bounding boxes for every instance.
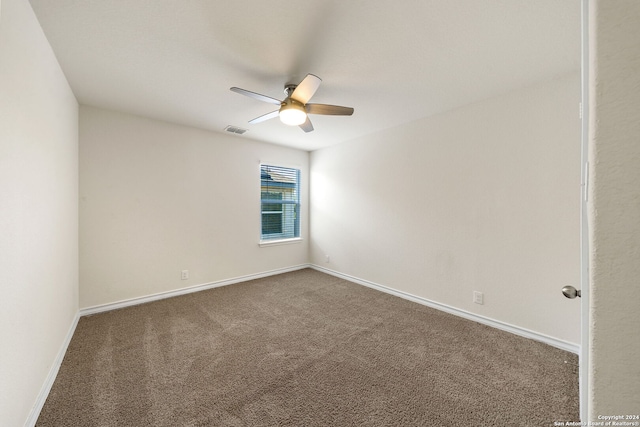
[279,100,307,126]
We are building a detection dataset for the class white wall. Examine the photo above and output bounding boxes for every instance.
[0,0,79,425]
[588,0,640,419]
[79,106,309,309]
[310,73,581,345]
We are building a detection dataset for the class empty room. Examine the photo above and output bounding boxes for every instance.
[1,0,639,426]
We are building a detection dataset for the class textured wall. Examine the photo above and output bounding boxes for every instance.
[79,106,309,309]
[310,73,581,345]
[588,0,640,419]
[0,0,79,425]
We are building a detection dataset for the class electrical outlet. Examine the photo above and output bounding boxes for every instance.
[473,291,484,305]
[181,270,189,280]
[325,255,330,263]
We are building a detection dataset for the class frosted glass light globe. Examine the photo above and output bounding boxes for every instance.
[279,101,307,126]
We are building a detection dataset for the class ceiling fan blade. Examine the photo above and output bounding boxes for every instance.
[291,74,322,104]
[230,87,282,106]
[299,116,314,133]
[306,103,354,116]
[249,110,280,124]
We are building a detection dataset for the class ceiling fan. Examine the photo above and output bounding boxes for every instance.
[230,74,354,133]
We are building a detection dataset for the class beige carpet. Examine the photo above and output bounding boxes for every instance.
[37,269,579,426]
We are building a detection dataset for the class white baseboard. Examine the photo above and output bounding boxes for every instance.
[79,264,311,316]
[310,264,580,355]
[24,311,80,427]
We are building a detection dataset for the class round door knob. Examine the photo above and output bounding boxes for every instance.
[562,285,581,299]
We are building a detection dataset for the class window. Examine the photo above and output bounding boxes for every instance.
[260,164,300,242]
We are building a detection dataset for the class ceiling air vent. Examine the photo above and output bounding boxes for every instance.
[224,125,247,135]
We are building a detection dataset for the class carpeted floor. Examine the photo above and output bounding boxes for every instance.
[37,269,579,426]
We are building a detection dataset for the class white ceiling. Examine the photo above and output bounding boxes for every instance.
[28,0,580,151]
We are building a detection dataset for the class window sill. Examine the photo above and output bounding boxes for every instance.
[259,237,304,247]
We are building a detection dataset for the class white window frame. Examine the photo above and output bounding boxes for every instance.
[259,164,302,246]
